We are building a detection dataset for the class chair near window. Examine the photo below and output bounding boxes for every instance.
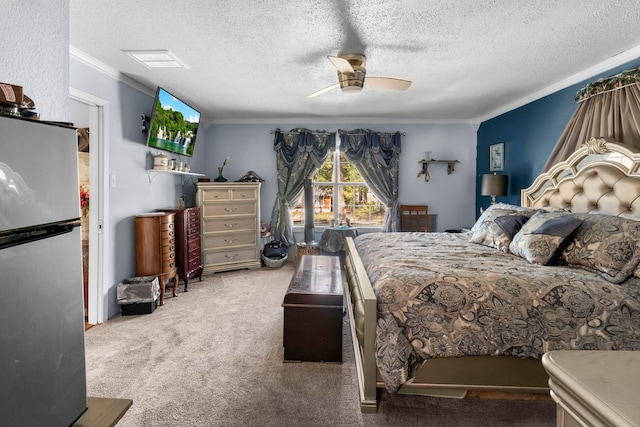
[400,205,428,232]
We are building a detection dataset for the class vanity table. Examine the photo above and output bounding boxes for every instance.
[542,350,640,427]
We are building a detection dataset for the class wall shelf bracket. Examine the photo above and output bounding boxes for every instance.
[417,159,460,182]
[147,169,205,183]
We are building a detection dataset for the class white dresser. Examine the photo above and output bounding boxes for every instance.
[196,182,261,274]
[542,350,640,427]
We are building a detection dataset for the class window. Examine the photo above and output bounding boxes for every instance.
[291,149,386,227]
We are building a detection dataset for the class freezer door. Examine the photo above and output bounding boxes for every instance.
[0,116,80,232]
[0,227,87,426]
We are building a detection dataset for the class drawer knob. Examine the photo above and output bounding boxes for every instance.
[224,207,238,213]
[224,223,238,228]
[225,253,239,259]
[225,238,236,244]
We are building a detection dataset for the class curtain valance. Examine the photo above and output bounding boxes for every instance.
[272,128,336,168]
[575,65,640,102]
[337,129,402,166]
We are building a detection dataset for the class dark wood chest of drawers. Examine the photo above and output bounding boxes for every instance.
[163,207,203,290]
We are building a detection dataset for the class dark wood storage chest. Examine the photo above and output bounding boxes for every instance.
[162,207,203,291]
[282,255,343,362]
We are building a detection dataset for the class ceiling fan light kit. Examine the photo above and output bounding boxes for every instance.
[308,53,411,98]
[338,68,365,92]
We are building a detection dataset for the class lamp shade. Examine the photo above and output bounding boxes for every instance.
[481,173,508,197]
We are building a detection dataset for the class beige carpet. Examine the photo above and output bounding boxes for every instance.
[84,262,555,426]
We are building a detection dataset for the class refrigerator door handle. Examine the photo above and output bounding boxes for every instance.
[0,220,80,250]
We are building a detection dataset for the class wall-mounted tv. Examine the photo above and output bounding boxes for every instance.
[146,87,200,157]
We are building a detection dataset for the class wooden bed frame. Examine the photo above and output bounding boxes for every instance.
[343,138,640,412]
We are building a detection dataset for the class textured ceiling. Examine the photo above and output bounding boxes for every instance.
[69,0,640,123]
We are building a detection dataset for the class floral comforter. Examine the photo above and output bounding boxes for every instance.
[354,232,640,393]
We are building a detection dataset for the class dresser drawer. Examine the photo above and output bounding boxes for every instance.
[204,231,256,249]
[230,188,257,200]
[187,212,200,225]
[187,237,200,252]
[202,202,256,217]
[162,254,176,271]
[204,248,257,266]
[160,218,174,230]
[200,188,231,202]
[162,243,175,257]
[186,207,200,219]
[203,217,256,232]
[187,228,200,241]
[187,256,202,270]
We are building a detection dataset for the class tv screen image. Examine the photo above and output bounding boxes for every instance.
[147,87,200,157]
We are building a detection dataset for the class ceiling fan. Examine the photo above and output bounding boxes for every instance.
[307,53,412,98]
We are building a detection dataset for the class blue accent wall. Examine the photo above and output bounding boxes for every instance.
[476,58,640,215]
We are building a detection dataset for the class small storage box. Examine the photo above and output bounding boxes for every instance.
[117,276,160,315]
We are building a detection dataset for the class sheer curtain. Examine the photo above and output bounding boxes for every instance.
[270,128,335,246]
[543,66,640,171]
[338,129,402,232]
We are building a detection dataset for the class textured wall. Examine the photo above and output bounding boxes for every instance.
[2,1,69,121]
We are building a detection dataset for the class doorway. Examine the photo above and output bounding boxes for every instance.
[69,89,109,325]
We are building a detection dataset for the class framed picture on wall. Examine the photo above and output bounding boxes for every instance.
[490,143,504,171]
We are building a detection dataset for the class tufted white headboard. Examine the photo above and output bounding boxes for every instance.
[522,138,640,220]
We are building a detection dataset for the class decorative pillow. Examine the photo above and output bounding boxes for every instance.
[562,214,640,283]
[494,215,531,240]
[470,203,537,252]
[509,211,583,265]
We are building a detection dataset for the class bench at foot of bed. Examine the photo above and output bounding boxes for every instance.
[282,255,344,363]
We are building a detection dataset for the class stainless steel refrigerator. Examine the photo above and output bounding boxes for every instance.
[0,115,87,426]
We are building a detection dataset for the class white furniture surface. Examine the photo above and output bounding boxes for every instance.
[542,351,640,427]
[196,182,261,274]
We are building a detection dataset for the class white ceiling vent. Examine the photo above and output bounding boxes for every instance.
[123,50,188,69]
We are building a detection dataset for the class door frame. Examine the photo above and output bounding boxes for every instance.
[70,88,109,324]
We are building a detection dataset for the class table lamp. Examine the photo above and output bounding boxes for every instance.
[481,173,508,204]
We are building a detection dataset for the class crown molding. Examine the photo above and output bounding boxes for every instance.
[69,46,155,97]
[208,117,475,125]
[475,44,640,123]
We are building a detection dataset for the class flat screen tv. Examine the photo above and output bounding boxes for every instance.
[146,87,200,157]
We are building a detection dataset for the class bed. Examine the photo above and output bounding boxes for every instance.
[344,138,640,412]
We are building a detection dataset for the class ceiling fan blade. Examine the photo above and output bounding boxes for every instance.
[365,77,412,91]
[328,56,354,74]
[307,83,340,98]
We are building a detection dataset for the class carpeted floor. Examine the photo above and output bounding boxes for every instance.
[84,263,556,426]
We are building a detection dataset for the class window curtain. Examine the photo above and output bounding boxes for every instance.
[542,66,640,171]
[270,128,336,246]
[338,129,402,232]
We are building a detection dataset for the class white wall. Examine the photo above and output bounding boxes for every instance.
[2,1,69,121]
[202,123,477,233]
